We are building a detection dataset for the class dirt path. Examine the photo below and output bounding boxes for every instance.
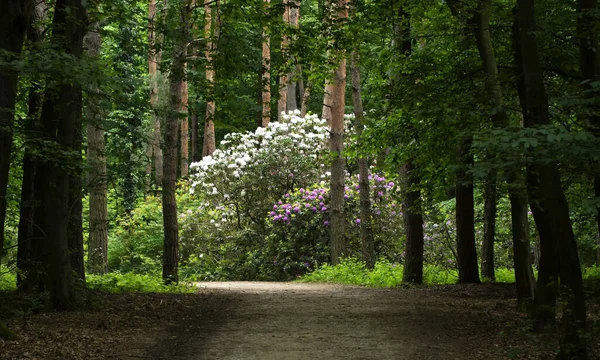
[1,282,538,359]
[150,282,513,360]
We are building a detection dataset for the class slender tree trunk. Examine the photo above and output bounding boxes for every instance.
[301,76,311,117]
[0,0,30,261]
[470,0,506,281]
[180,78,189,176]
[508,175,535,310]
[481,175,497,280]
[68,89,85,281]
[17,0,45,288]
[514,2,587,357]
[261,0,271,127]
[148,0,163,185]
[191,112,199,161]
[277,0,290,119]
[202,2,216,157]
[163,0,192,284]
[286,0,300,112]
[455,137,480,284]
[85,25,108,275]
[350,51,375,269]
[391,7,425,285]
[322,81,333,124]
[329,0,348,265]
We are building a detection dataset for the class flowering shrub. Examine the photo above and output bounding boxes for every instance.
[259,173,405,279]
[188,111,329,231]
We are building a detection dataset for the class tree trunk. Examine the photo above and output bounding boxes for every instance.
[471,0,509,282]
[322,81,333,125]
[508,176,535,310]
[514,2,587,357]
[36,0,87,309]
[350,51,375,269]
[180,79,189,176]
[0,0,30,261]
[300,77,311,117]
[68,89,85,281]
[286,0,300,112]
[277,0,290,119]
[329,0,348,265]
[401,161,424,284]
[455,138,480,284]
[85,26,108,275]
[17,0,46,288]
[261,0,271,127]
[191,112,199,161]
[481,175,497,280]
[148,0,163,185]
[163,0,192,284]
[202,2,216,157]
[578,0,600,269]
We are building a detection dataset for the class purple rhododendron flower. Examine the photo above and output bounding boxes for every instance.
[324,220,329,226]
[321,207,327,212]
[355,218,361,224]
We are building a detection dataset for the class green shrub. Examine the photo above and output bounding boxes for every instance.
[0,267,16,292]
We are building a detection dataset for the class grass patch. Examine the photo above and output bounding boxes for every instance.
[87,272,196,293]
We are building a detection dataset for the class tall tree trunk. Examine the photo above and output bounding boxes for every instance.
[191,112,199,161]
[148,0,163,185]
[322,81,333,124]
[180,78,189,176]
[68,89,84,281]
[85,25,108,275]
[163,0,192,284]
[286,0,300,112]
[37,0,87,309]
[261,0,271,127]
[351,51,375,269]
[202,2,216,157]
[514,2,587,357]
[0,0,30,261]
[578,0,600,269]
[391,7,424,285]
[455,137,480,284]
[329,0,348,265]
[471,0,507,282]
[277,0,290,119]
[17,0,46,288]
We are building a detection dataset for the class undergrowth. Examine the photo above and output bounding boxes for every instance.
[86,273,196,293]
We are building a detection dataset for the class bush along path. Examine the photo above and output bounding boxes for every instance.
[2,282,598,359]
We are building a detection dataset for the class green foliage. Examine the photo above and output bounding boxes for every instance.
[300,258,465,287]
[0,267,17,292]
[87,273,196,293]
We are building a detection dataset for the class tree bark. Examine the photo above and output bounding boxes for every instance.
[481,176,497,280]
[202,2,216,157]
[261,0,271,127]
[350,51,375,269]
[180,78,189,176]
[285,0,300,112]
[514,2,587,357]
[277,0,290,119]
[329,0,348,265]
[508,176,535,310]
[401,161,424,284]
[0,0,30,261]
[68,88,85,281]
[455,137,480,284]
[578,0,600,269]
[301,76,311,117]
[85,25,108,275]
[163,0,192,284]
[17,0,45,288]
[36,0,87,309]
[148,0,163,185]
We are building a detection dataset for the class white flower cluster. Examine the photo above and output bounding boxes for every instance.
[189,111,329,197]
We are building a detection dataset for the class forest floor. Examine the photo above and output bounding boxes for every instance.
[1,282,599,360]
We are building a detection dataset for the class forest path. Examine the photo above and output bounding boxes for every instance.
[0,282,523,359]
[148,282,512,360]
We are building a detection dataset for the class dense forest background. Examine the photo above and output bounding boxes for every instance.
[1,0,600,357]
